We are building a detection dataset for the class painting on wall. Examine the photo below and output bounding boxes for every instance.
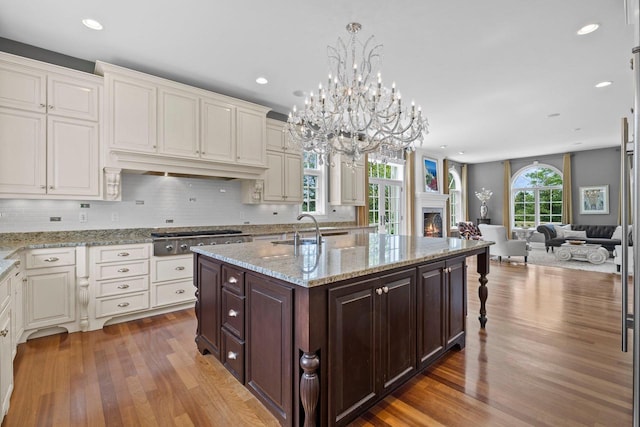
[423,157,439,192]
[579,185,609,214]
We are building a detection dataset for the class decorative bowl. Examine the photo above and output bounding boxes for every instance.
[567,240,586,245]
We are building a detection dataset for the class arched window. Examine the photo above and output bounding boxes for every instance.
[511,164,563,228]
[448,168,463,228]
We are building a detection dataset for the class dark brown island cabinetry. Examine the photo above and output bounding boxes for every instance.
[194,241,490,427]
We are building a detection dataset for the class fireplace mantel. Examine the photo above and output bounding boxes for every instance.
[415,192,449,236]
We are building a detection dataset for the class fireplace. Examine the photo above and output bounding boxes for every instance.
[423,209,443,237]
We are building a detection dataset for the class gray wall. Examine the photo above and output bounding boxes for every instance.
[466,147,620,226]
[0,37,95,73]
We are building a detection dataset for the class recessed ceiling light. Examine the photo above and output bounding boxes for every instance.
[439,145,447,149]
[255,77,268,85]
[547,113,561,118]
[458,151,465,155]
[574,127,582,131]
[293,90,306,97]
[573,142,583,145]
[595,81,613,88]
[577,24,599,35]
[82,18,103,31]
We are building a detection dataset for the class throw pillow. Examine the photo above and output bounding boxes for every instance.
[553,224,572,238]
[564,230,587,239]
[611,226,623,240]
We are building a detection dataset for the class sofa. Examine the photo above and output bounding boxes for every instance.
[536,224,629,253]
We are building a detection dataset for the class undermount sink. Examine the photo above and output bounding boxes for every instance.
[271,238,320,246]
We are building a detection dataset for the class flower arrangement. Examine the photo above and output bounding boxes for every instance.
[475,188,493,203]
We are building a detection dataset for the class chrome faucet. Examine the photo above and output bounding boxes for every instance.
[297,213,322,246]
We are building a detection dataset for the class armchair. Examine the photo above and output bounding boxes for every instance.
[457,221,482,240]
[478,224,530,263]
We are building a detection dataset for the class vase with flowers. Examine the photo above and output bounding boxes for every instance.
[475,188,493,220]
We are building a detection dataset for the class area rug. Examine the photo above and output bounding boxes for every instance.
[523,247,616,274]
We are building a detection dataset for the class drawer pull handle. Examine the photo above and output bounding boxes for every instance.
[175,266,185,271]
[375,288,383,296]
[228,309,238,317]
[44,257,59,262]
[0,329,8,337]
[117,268,130,273]
[117,302,130,308]
[382,286,389,294]
[175,289,185,294]
[227,351,237,360]
[117,284,130,289]
[117,252,130,257]
[228,276,238,284]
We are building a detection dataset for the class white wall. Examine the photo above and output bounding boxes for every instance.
[0,174,355,232]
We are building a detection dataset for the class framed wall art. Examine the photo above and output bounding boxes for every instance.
[423,157,439,192]
[579,185,609,214]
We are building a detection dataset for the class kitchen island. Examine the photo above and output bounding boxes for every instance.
[192,234,491,427]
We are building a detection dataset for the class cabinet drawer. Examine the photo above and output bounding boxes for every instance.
[96,276,149,298]
[152,280,195,307]
[94,244,150,263]
[26,248,75,269]
[222,265,244,295]
[221,329,244,383]
[94,260,148,281]
[152,256,193,282]
[222,288,244,339]
[95,292,149,318]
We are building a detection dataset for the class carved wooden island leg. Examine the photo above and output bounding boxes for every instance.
[300,351,320,427]
[477,248,490,328]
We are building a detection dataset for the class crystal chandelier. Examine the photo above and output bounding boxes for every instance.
[286,22,429,166]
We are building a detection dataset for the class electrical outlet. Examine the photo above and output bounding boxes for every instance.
[166,219,174,223]
[79,212,88,223]
[111,212,119,222]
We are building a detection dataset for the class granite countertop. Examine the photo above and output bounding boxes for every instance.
[192,234,492,288]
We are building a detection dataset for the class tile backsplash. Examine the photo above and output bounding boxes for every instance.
[0,174,355,232]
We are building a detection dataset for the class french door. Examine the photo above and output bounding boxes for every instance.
[368,180,403,235]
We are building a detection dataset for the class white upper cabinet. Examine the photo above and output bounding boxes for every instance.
[0,52,102,199]
[109,74,157,153]
[158,86,199,158]
[200,96,236,162]
[262,119,303,203]
[236,107,266,167]
[330,154,366,206]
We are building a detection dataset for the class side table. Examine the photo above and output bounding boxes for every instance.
[477,218,491,225]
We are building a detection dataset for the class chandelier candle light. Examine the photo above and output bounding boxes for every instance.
[286,22,429,166]
[475,188,493,220]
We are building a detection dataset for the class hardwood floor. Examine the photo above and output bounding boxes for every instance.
[4,259,633,426]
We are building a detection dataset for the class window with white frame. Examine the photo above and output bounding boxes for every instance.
[301,152,325,215]
[448,168,463,228]
[511,164,563,228]
[368,160,404,235]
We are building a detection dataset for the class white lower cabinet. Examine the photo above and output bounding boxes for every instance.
[0,302,12,422]
[151,255,195,308]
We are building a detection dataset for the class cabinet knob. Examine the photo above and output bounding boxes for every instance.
[175,266,185,271]
[201,151,205,155]
[49,186,54,190]
[175,289,185,294]
[196,150,200,154]
[48,105,54,109]
[228,276,238,284]
[39,103,46,108]
[375,288,383,296]
[117,267,130,273]
[40,185,46,189]
[43,257,59,262]
[0,329,8,337]
[227,351,238,360]
[117,252,130,257]
[382,286,389,294]
[117,284,130,289]
[117,302,130,308]
[228,309,238,317]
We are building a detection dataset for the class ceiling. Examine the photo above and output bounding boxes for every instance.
[0,1,636,163]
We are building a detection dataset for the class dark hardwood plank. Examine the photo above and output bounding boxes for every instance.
[4,259,633,426]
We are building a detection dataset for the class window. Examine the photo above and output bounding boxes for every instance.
[448,168,463,228]
[301,152,325,215]
[511,165,563,228]
[368,161,404,235]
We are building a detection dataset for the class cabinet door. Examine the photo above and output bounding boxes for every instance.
[417,262,446,368]
[351,162,366,205]
[0,304,11,419]
[236,108,266,167]
[158,87,199,158]
[245,273,292,426]
[284,153,303,202]
[200,97,236,162]
[109,76,157,152]
[262,151,285,202]
[266,120,285,151]
[0,107,46,195]
[195,256,221,358]
[47,116,100,196]
[47,74,99,121]
[328,278,379,424]
[379,270,416,391]
[0,61,46,112]
[25,266,76,329]
[446,257,467,349]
